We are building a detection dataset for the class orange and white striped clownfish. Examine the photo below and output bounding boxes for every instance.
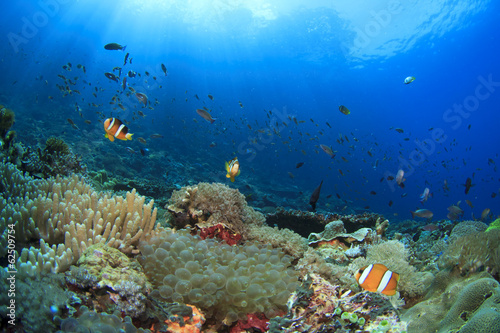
[225,157,240,182]
[355,263,400,296]
[103,118,133,142]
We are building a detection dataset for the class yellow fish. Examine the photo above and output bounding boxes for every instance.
[225,157,240,182]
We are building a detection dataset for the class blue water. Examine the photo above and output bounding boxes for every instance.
[1,0,499,222]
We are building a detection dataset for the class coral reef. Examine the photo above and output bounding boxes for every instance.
[56,305,149,333]
[269,273,407,332]
[350,240,434,299]
[167,182,265,239]
[0,162,157,275]
[69,243,151,317]
[152,303,205,333]
[438,229,500,279]
[0,270,82,333]
[20,136,86,178]
[403,272,500,333]
[246,223,309,260]
[0,104,16,150]
[265,208,388,238]
[138,227,299,328]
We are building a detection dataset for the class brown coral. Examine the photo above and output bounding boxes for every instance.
[167,182,264,239]
[438,229,500,279]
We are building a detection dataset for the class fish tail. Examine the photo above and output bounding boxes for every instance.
[122,45,127,51]
[410,211,415,219]
[126,133,133,140]
[210,118,216,124]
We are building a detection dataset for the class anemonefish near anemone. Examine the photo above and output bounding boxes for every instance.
[225,157,240,182]
[103,118,133,142]
[355,263,399,296]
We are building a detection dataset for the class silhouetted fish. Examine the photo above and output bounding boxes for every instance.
[464,177,474,194]
[309,180,323,211]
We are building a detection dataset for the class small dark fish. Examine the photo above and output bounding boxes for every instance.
[135,92,148,106]
[326,194,332,199]
[104,72,119,82]
[150,134,164,139]
[326,122,331,128]
[67,118,78,129]
[492,192,497,198]
[161,63,167,76]
[123,52,130,65]
[388,200,393,207]
[208,94,214,101]
[387,176,394,181]
[128,70,136,78]
[239,101,244,108]
[140,148,149,156]
[104,43,126,51]
[309,180,323,211]
[339,105,350,115]
[295,162,304,169]
[394,128,404,133]
[122,77,127,91]
[370,191,377,195]
[464,177,474,194]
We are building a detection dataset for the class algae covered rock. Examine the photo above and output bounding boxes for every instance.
[75,243,151,317]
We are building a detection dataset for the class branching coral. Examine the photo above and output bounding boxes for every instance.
[0,162,157,275]
[167,182,265,238]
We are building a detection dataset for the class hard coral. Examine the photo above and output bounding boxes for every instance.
[403,273,500,333]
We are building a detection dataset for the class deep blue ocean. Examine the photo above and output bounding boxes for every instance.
[1,0,499,222]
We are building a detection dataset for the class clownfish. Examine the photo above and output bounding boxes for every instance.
[103,118,133,142]
[225,157,240,182]
[355,263,399,296]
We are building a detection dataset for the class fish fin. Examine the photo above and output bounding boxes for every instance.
[236,170,241,177]
[410,211,415,219]
[225,162,229,172]
[126,133,133,140]
[230,176,235,182]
